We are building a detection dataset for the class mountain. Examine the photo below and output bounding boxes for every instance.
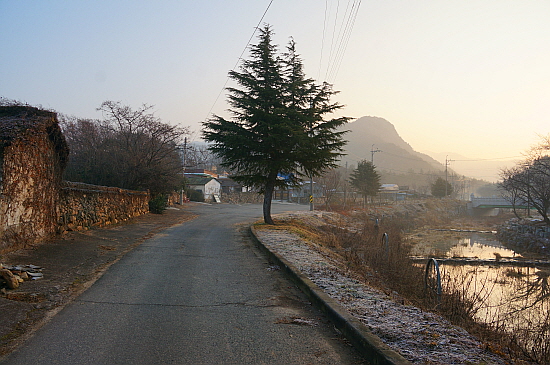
[339,116,444,174]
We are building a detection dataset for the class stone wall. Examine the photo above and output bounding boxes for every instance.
[0,106,151,254]
[58,181,149,233]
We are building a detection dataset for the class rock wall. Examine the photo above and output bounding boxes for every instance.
[0,106,151,254]
[58,181,149,233]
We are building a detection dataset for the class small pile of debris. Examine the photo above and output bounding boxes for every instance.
[0,263,43,290]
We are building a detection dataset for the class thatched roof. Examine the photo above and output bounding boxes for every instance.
[0,106,69,168]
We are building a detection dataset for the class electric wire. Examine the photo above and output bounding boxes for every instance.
[323,0,361,83]
[326,0,361,82]
[204,0,275,122]
[326,0,349,81]
[330,0,361,82]
[317,0,329,80]
[325,0,340,81]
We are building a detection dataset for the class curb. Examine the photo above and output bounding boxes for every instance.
[250,226,411,365]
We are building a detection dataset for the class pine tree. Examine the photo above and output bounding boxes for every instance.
[203,25,348,224]
[431,177,453,198]
[349,160,381,205]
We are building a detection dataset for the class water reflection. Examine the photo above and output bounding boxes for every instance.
[410,231,521,259]
[449,234,520,260]
[415,230,550,357]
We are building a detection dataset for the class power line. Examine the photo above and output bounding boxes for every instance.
[318,0,329,80]
[324,0,362,83]
[326,0,361,82]
[452,155,522,162]
[325,0,340,82]
[204,0,275,122]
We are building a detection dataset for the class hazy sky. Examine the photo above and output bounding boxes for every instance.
[2,1,549,177]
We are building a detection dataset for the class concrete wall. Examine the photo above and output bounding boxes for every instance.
[57,182,149,233]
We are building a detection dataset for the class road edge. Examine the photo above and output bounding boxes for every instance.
[250,225,411,365]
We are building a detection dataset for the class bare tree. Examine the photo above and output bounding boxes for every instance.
[500,136,550,224]
[318,167,343,210]
[62,101,189,195]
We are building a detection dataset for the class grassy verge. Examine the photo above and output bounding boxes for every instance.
[273,208,548,364]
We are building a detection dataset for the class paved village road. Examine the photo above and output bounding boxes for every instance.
[1,203,367,365]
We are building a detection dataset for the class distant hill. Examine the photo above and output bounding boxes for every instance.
[339,116,444,174]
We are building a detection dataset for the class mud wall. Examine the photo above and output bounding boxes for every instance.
[0,106,151,254]
[58,182,149,233]
[0,133,64,253]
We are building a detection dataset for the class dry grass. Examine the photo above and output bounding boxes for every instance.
[282,209,549,364]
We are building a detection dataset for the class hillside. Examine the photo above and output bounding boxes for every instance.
[339,116,444,174]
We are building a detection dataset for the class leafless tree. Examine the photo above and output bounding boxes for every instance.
[317,167,343,210]
[500,135,550,224]
[61,101,189,195]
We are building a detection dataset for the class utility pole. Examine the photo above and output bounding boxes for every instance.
[343,161,347,209]
[309,177,314,211]
[445,155,453,197]
[179,137,188,205]
[371,144,382,165]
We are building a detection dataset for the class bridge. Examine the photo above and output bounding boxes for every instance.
[468,195,528,209]
[467,195,531,216]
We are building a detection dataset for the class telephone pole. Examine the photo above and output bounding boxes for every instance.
[371,144,382,165]
[445,155,453,197]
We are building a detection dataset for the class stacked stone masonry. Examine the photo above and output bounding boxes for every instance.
[0,106,150,254]
[58,181,149,233]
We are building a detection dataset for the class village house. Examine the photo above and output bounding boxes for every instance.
[185,175,221,202]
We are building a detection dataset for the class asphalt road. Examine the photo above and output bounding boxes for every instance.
[1,203,367,365]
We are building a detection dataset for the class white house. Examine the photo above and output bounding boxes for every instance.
[186,176,221,201]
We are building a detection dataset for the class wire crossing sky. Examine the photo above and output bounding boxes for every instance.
[1,0,549,168]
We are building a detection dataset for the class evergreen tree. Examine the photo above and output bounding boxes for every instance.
[431,177,453,198]
[349,160,381,205]
[203,25,348,224]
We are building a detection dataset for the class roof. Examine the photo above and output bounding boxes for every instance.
[380,184,399,191]
[0,106,69,168]
[184,169,218,178]
[186,176,218,186]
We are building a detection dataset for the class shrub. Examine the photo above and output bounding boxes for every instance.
[187,189,204,202]
[149,194,167,214]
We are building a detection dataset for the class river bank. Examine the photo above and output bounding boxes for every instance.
[349,200,549,363]
[257,210,509,364]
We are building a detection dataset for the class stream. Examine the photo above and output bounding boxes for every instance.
[409,229,550,338]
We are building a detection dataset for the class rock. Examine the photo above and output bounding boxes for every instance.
[27,272,44,279]
[0,268,20,289]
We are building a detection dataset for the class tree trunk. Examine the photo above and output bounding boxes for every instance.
[263,174,277,225]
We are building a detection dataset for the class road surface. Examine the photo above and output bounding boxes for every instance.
[1,203,367,364]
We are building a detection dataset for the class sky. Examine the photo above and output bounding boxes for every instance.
[1,1,549,181]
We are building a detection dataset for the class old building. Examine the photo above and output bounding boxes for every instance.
[185,175,221,202]
[0,106,69,252]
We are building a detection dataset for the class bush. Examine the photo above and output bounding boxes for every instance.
[187,189,204,202]
[149,194,168,214]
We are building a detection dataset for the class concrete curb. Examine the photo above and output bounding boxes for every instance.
[250,226,411,365]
